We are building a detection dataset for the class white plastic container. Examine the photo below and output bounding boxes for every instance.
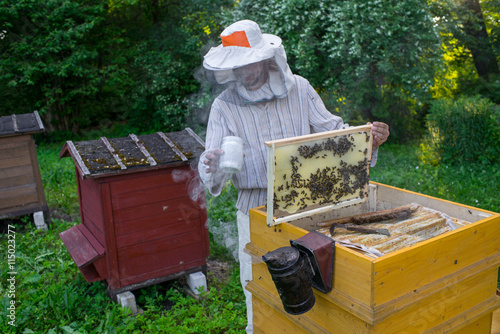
[219,136,244,174]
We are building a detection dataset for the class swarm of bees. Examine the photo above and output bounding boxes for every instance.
[273,132,370,212]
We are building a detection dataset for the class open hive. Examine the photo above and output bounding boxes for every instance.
[316,203,474,258]
[247,126,500,333]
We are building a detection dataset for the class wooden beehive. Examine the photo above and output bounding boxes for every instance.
[58,128,209,297]
[248,184,500,333]
[0,111,49,221]
[247,128,500,333]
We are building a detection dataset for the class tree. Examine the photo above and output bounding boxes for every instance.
[430,0,500,102]
[460,0,499,78]
[0,0,127,132]
[224,0,443,141]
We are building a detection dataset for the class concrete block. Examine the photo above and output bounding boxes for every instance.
[186,271,207,295]
[33,211,48,230]
[117,291,138,315]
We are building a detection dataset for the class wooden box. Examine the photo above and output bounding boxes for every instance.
[0,111,48,221]
[247,182,500,333]
[59,129,209,296]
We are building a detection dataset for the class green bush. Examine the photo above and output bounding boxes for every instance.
[421,95,500,165]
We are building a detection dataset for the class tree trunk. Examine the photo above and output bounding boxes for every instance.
[460,0,499,79]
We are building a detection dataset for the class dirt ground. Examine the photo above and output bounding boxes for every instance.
[206,258,234,285]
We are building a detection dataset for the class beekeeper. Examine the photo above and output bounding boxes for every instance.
[198,20,389,333]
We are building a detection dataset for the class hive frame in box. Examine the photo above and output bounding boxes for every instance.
[265,125,372,227]
[247,182,500,333]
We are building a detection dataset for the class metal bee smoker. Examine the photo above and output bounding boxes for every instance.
[262,231,335,315]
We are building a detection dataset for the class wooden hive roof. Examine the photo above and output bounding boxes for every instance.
[59,128,205,179]
[0,111,45,138]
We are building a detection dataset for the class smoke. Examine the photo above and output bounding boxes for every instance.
[208,218,239,261]
[172,168,206,210]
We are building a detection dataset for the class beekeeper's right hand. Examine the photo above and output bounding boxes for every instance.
[203,148,224,174]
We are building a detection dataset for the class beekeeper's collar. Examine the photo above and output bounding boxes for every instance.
[203,20,295,101]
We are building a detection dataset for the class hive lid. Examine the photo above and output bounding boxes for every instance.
[265,125,373,227]
[59,128,205,179]
[0,111,45,138]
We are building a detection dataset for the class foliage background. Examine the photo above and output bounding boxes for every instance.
[0,0,499,332]
[1,0,498,146]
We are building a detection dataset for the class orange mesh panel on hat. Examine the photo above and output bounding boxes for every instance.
[221,31,251,48]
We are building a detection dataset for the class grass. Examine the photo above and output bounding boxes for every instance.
[370,144,499,212]
[0,139,498,333]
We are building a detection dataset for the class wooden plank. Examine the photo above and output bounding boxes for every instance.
[157,132,188,161]
[118,260,207,288]
[0,202,48,219]
[79,178,106,246]
[0,134,30,146]
[0,143,29,159]
[27,136,47,207]
[373,252,500,322]
[110,181,190,211]
[185,127,205,146]
[108,169,177,194]
[64,141,91,177]
[372,267,498,333]
[0,173,35,188]
[100,137,126,170]
[0,183,39,209]
[59,225,101,267]
[449,312,493,334]
[264,125,372,147]
[117,233,205,278]
[372,214,500,306]
[0,154,31,169]
[101,183,120,289]
[373,182,497,222]
[425,295,500,334]
[129,134,157,166]
[0,164,32,181]
[34,110,44,130]
[114,200,201,234]
[115,212,200,249]
[112,196,200,224]
[11,114,18,132]
[78,224,105,256]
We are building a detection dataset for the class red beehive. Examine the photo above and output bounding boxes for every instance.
[58,128,209,297]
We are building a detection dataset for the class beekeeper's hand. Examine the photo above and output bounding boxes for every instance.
[203,149,224,174]
[371,122,390,148]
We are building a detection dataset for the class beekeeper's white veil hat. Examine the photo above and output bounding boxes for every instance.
[203,20,295,101]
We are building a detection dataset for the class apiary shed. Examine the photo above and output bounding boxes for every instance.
[59,128,209,297]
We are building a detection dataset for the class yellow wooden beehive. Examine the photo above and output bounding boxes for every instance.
[247,128,500,333]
